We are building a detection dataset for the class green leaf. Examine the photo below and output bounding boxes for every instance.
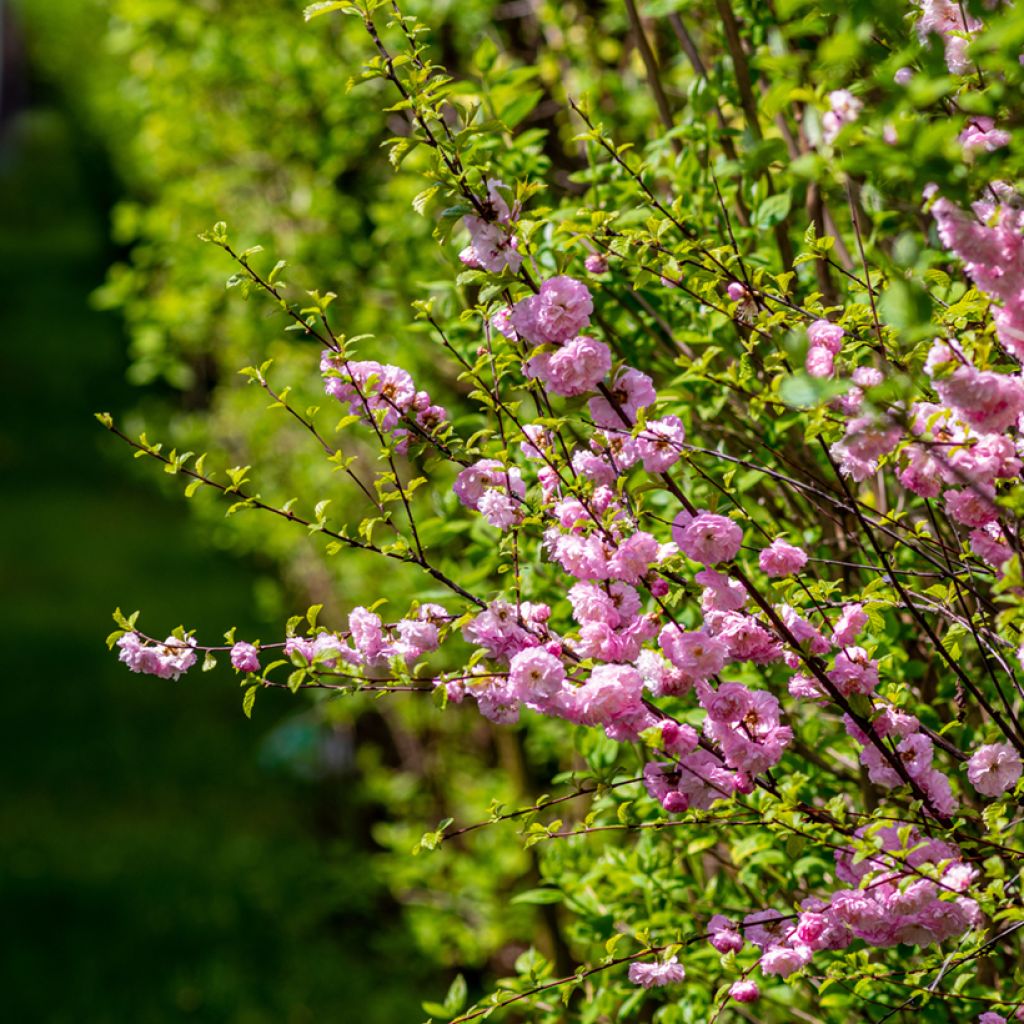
[303,1,352,20]
[242,684,258,718]
[753,192,792,229]
[442,974,467,1015]
[510,888,564,905]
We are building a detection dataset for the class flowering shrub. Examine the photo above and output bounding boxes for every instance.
[100,0,1024,1020]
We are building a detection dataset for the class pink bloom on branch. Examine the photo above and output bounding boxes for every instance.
[608,531,661,583]
[967,742,1022,797]
[828,647,879,696]
[944,487,998,528]
[584,252,608,274]
[510,275,593,345]
[588,367,657,429]
[508,648,565,703]
[672,511,743,564]
[937,367,1024,435]
[230,641,260,673]
[637,415,686,473]
[960,118,1011,156]
[117,632,198,681]
[659,628,728,680]
[573,664,645,725]
[627,957,686,989]
[527,335,611,397]
[759,539,808,577]
[696,568,748,612]
[832,603,868,646]
[708,914,744,954]
[805,346,834,378]
[759,943,812,977]
[978,1014,1008,1024]
[807,319,845,353]
[729,980,760,1003]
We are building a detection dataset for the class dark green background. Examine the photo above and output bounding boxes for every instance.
[0,13,428,1022]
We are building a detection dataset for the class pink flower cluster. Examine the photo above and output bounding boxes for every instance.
[721,825,981,984]
[511,275,594,345]
[117,632,197,680]
[845,709,957,815]
[822,89,862,144]
[915,0,982,75]
[967,742,1022,797]
[805,319,845,378]
[931,186,1024,362]
[454,459,526,529]
[627,957,686,989]
[321,352,447,452]
[460,178,521,273]
[285,604,444,671]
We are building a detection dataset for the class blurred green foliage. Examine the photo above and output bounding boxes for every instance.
[0,37,436,1023]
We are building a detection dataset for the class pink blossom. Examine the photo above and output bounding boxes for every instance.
[568,581,640,629]
[527,335,611,397]
[706,689,792,773]
[696,568,748,612]
[453,459,525,510]
[729,980,760,1003]
[627,957,686,989]
[349,607,393,666]
[588,367,657,429]
[463,215,521,273]
[491,306,517,340]
[944,487,998,528]
[697,680,752,722]
[117,632,198,681]
[636,649,693,698]
[659,628,727,680]
[828,647,879,696]
[832,603,867,646]
[970,525,1012,568]
[584,253,608,274]
[937,367,1024,434]
[822,89,862,143]
[394,616,440,664]
[659,720,699,756]
[708,915,744,954]
[759,944,812,977]
[978,1014,1008,1024]
[230,641,261,673]
[511,275,593,345]
[508,648,566,704]
[967,742,1022,797]
[898,446,944,499]
[916,0,982,74]
[707,611,783,664]
[805,346,835,378]
[807,319,845,353]
[959,118,1010,156]
[780,606,830,656]
[637,415,686,473]
[673,511,744,564]
[478,488,522,530]
[573,664,645,725]
[759,539,808,578]
[852,366,883,388]
[608,531,660,583]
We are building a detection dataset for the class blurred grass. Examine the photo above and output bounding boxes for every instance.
[0,68,428,1024]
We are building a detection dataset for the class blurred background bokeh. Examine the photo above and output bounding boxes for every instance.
[0,2,437,1019]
